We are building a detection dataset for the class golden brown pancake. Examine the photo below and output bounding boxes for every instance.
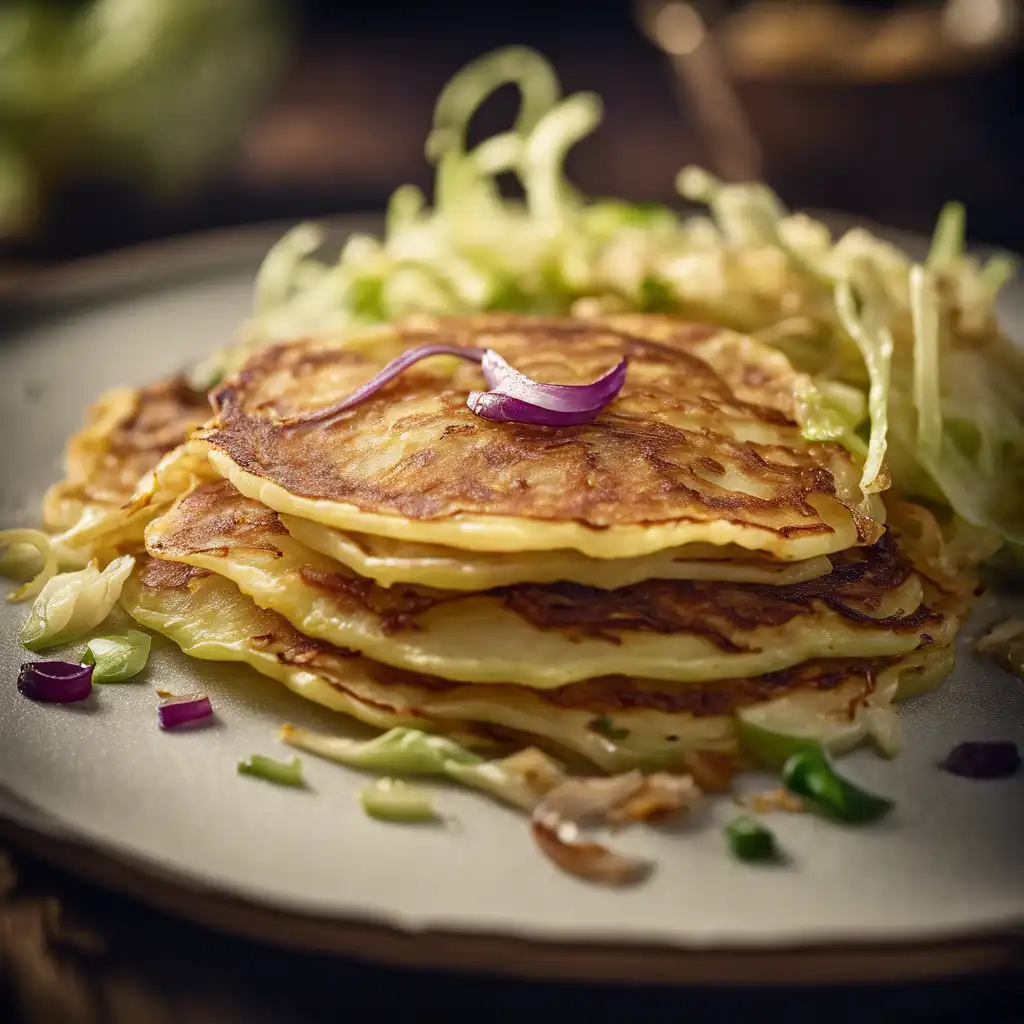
[43,376,210,533]
[198,315,884,560]
[143,479,948,688]
[278,514,836,590]
[123,554,953,772]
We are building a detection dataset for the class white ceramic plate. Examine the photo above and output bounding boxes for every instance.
[1,219,1022,984]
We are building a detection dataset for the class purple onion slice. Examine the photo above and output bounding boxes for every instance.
[481,350,627,412]
[158,693,214,730]
[278,343,627,430]
[940,742,1021,780]
[18,661,93,703]
[467,390,607,425]
[282,345,486,427]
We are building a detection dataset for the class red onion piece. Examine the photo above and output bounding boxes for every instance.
[467,391,606,426]
[18,661,93,703]
[940,742,1020,779]
[278,342,627,430]
[158,694,214,730]
[282,345,486,427]
[481,350,627,412]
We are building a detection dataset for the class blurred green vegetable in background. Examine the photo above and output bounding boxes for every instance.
[0,0,288,240]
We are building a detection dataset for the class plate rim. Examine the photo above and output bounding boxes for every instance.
[2,815,1019,987]
[1,215,1021,986]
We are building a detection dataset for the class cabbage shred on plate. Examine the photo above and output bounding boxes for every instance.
[237,45,1023,567]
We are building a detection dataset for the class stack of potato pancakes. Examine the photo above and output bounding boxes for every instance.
[53,314,964,773]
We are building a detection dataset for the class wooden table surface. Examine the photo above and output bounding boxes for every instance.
[1,840,1021,1023]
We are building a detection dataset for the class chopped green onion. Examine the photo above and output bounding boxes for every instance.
[637,274,675,312]
[358,778,437,822]
[725,815,778,862]
[782,745,894,824]
[588,716,630,741]
[238,754,304,788]
[81,629,151,683]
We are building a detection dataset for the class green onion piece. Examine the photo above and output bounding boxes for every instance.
[588,716,630,741]
[638,275,675,313]
[238,754,304,788]
[725,815,778,862]
[81,629,151,682]
[358,778,437,822]
[782,745,894,824]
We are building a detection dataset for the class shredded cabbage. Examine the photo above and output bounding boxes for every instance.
[239,46,1023,563]
[834,275,893,493]
[20,554,135,651]
[276,724,482,773]
[0,529,58,603]
[278,724,567,812]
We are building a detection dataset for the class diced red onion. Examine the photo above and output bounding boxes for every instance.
[467,391,606,426]
[283,345,486,427]
[18,661,93,704]
[481,350,627,412]
[941,741,1020,779]
[158,693,214,730]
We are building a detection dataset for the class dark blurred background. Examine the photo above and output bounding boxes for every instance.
[1,0,1023,269]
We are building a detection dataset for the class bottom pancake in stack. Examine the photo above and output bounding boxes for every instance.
[126,473,958,775]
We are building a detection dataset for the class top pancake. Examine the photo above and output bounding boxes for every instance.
[200,315,883,560]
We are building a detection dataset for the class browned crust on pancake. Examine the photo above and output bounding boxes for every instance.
[65,376,210,508]
[199,316,870,537]
[150,480,939,646]
[360,655,884,717]
[138,555,212,591]
[133,553,889,719]
[147,479,289,559]
[497,532,939,644]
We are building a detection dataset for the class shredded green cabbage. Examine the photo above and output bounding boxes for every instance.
[20,554,135,651]
[278,724,565,813]
[0,529,58,603]
[240,46,1023,562]
[276,724,483,773]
